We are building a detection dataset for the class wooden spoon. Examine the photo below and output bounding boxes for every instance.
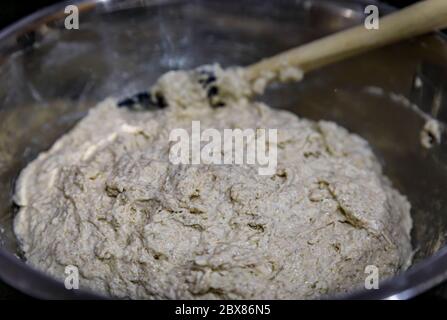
[245,0,447,88]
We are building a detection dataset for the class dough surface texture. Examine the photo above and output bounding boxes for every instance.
[14,65,412,299]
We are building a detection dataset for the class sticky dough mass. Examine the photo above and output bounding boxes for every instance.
[14,65,412,299]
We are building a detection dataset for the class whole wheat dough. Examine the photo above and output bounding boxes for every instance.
[14,65,412,299]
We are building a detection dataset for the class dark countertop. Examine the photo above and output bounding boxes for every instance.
[0,280,30,300]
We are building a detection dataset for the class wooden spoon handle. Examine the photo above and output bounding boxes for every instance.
[245,0,447,82]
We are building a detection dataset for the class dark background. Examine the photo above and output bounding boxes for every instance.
[0,0,423,28]
[0,0,444,300]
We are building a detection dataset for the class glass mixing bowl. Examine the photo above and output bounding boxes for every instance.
[1,0,447,299]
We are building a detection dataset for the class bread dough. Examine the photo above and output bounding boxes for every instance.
[14,65,412,299]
